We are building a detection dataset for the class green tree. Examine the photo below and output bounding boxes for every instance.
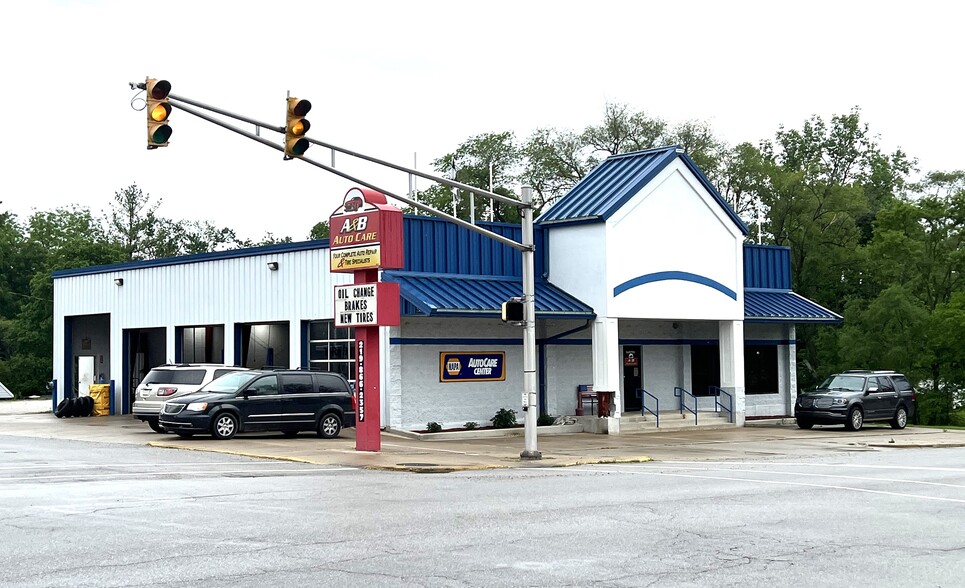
[309,221,330,240]
[412,132,522,223]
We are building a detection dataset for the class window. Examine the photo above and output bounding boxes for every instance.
[282,374,314,394]
[144,369,206,386]
[893,375,913,392]
[873,377,895,392]
[308,320,355,384]
[745,345,778,395]
[247,375,279,395]
[316,374,350,394]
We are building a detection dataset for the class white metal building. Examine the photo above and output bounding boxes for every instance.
[51,146,841,432]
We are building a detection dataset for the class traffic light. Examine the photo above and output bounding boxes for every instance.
[501,299,524,322]
[285,97,311,158]
[145,78,172,149]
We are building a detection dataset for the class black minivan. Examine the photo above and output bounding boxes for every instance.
[158,370,356,440]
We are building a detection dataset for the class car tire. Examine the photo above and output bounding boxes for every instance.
[54,399,69,418]
[282,430,299,438]
[796,419,814,429]
[82,396,94,417]
[211,412,238,440]
[148,419,166,434]
[67,397,81,418]
[845,406,864,431]
[891,406,908,429]
[317,412,342,439]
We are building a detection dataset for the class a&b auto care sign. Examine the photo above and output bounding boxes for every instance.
[329,188,402,453]
[329,188,404,272]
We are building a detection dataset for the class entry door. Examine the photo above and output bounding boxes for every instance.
[76,355,95,397]
[623,346,642,413]
[238,375,286,431]
[690,345,720,397]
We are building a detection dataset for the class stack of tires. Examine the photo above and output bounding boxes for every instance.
[54,396,96,418]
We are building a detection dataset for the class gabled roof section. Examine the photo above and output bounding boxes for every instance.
[381,271,595,319]
[744,289,843,324]
[536,145,748,234]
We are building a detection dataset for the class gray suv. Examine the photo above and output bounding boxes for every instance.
[795,370,917,431]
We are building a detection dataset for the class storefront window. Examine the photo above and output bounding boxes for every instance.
[308,320,355,384]
[745,345,778,394]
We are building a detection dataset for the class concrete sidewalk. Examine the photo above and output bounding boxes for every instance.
[2,400,964,472]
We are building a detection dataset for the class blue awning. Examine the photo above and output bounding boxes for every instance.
[744,289,842,324]
[381,271,595,319]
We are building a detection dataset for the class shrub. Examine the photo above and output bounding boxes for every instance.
[464,421,478,430]
[490,408,518,429]
[537,414,555,426]
[426,421,442,433]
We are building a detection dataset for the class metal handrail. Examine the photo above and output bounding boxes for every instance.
[710,385,734,423]
[674,387,697,424]
[636,388,660,428]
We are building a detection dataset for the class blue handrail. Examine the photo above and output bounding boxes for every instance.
[636,388,660,428]
[709,385,734,423]
[674,386,697,424]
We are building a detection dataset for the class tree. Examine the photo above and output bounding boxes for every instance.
[411,132,523,223]
[104,184,163,261]
[309,221,330,240]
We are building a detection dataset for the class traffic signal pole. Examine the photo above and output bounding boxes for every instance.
[133,83,542,460]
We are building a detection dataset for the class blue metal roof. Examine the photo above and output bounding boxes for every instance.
[744,289,842,324]
[744,244,791,289]
[381,271,595,319]
[537,145,748,234]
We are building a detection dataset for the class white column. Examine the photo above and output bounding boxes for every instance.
[719,320,745,426]
[787,324,798,416]
[592,318,622,428]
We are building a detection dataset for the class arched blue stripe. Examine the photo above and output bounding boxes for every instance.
[614,271,737,300]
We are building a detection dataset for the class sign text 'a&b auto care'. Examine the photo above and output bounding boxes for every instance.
[439,352,506,382]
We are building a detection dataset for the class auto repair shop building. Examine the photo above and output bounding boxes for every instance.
[50,146,841,431]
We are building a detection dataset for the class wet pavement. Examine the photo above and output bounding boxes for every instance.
[2,399,964,472]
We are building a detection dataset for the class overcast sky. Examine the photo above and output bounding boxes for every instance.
[2,0,960,243]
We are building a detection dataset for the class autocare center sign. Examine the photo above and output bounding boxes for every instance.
[440,352,506,382]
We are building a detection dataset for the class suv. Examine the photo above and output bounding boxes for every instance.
[133,364,248,433]
[158,369,356,440]
[795,370,917,431]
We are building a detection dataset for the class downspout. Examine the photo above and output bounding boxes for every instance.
[538,319,593,415]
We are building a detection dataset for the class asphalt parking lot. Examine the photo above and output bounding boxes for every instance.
[2,399,964,472]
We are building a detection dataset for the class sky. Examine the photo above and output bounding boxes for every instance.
[1,0,961,243]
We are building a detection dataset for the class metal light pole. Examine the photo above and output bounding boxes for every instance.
[520,186,541,459]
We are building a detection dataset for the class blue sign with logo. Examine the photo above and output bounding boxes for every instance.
[439,352,506,382]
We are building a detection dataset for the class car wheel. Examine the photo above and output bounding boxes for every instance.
[54,399,69,418]
[282,430,299,438]
[317,412,342,439]
[175,432,194,438]
[891,406,908,429]
[211,412,238,440]
[845,406,864,431]
[148,419,166,434]
[796,419,814,429]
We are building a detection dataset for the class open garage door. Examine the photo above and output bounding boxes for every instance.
[123,328,166,413]
[235,322,290,369]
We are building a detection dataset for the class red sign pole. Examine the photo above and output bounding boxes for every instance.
[354,268,381,451]
[329,187,402,453]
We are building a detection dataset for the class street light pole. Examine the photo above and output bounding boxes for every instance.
[520,186,541,460]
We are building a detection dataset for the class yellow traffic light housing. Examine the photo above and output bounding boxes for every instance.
[146,78,172,149]
[285,97,311,158]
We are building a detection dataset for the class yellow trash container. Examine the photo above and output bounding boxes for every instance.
[89,384,111,416]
